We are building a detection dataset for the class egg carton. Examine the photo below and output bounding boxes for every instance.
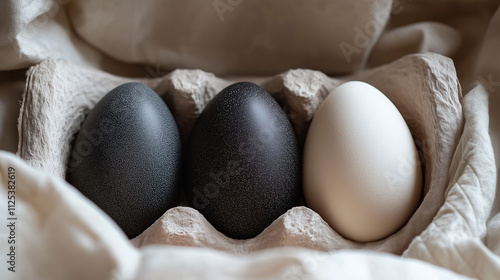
[17,53,463,255]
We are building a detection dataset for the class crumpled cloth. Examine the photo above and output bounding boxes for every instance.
[17,52,462,257]
[4,53,496,280]
[0,0,467,76]
[0,150,475,279]
[1,0,500,279]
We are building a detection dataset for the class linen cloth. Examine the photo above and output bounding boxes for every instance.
[1,0,500,279]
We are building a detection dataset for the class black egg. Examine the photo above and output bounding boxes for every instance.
[184,82,300,239]
[67,82,182,238]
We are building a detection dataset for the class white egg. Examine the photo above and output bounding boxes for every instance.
[303,81,422,242]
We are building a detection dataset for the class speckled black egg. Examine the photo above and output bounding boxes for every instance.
[67,82,182,238]
[184,82,300,239]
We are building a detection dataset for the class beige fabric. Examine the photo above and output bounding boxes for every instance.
[404,85,499,279]
[1,0,500,279]
[11,53,495,279]
[0,151,140,280]
[17,54,461,256]
[0,0,148,75]
[64,0,392,76]
[0,150,473,279]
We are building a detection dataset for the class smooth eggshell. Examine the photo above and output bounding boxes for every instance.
[303,81,422,242]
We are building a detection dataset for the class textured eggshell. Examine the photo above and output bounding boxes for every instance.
[67,82,182,238]
[184,82,300,239]
[303,81,422,242]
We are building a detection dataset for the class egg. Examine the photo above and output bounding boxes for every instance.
[184,82,300,239]
[67,82,182,238]
[303,81,422,242]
